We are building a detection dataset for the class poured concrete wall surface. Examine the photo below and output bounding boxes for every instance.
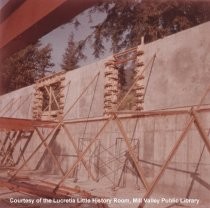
[143,21,210,110]
[0,85,34,118]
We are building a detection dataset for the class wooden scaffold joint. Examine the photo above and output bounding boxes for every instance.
[104,58,119,115]
[104,41,146,114]
[134,41,145,111]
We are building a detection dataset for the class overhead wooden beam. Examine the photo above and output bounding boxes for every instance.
[0,0,26,23]
[0,0,100,60]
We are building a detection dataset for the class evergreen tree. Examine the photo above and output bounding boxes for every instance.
[59,0,210,89]
[0,42,54,94]
[89,0,210,55]
[67,0,210,59]
[61,35,86,71]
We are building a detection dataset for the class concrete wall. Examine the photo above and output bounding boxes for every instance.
[143,21,210,110]
[1,22,210,118]
[63,58,106,119]
[0,85,34,118]
[0,21,210,203]
[0,58,107,119]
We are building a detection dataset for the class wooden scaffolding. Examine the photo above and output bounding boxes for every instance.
[0,47,210,208]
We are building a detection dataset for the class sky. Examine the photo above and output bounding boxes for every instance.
[40,7,110,71]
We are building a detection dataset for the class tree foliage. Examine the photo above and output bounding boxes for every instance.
[91,0,210,55]
[66,0,210,61]
[61,35,86,71]
[1,42,54,94]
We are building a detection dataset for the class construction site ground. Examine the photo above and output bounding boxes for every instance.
[0,170,209,208]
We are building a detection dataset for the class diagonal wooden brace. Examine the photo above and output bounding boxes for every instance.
[44,86,60,109]
[62,124,97,181]
[35,127,65,176]
[138,115,194,208]
[138,86,210,208]
[192,109,210,153]
[1,130,21,165]
[9,123,61,180]
[53,117,112,192]
[114,114,149,191]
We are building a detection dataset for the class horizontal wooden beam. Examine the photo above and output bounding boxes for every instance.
[0,0,25,23]
[63,106,210,124]
[0,117,57,130]
[0,106,210,130]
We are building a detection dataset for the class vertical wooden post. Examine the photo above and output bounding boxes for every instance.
[49,86,52,117]
[192,110,210,153]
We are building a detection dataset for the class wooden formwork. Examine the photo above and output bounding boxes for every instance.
[0,53,210,208]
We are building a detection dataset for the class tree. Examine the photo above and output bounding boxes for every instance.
[65,0,210,60]
[59,0,210,97]
[1,42,54,94]
[89,0,210,55]
[61,35,86,71]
